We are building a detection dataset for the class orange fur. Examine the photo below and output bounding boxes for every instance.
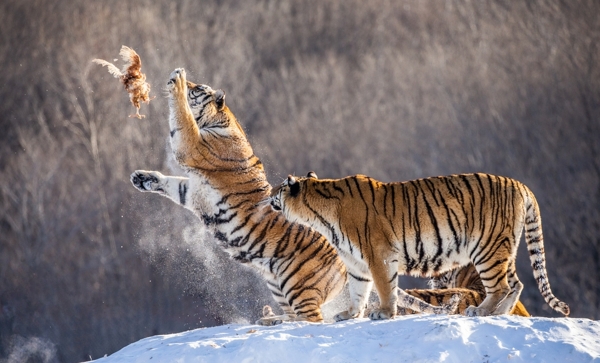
[271,172,568,319]
[132,69,347,325]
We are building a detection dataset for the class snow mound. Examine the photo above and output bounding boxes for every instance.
[92,315,600,363]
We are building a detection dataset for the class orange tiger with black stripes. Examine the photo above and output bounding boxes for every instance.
[402,263,530,316]
[130,69,346,325]
[130,69,457,325]
[270,171,569,319]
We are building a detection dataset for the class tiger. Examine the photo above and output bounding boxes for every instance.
[269,171,569,319]
[130,68,350,325]
[400,263,530,317]
[130,68,459,324]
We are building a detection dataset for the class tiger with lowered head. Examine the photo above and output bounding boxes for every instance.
[131,69,460,324]
[270,171,569,319]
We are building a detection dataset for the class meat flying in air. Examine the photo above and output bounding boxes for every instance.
[92,45,154,119]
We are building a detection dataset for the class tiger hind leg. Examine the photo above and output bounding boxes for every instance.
[256,305,295,326]
[256,305,284,326]
[466,240,512,317]
[255,277,298,326]
[492,261,523,315]
[511,301,531,317]
[466,279,509,317]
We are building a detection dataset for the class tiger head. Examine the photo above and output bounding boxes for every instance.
[428,263,484,294]
[428,271,455,290]
[270,171,318,214]
[188,80,248,138]
[184,81,222,117]
[166,68,247,139]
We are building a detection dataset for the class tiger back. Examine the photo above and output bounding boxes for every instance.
[270,172,569,319]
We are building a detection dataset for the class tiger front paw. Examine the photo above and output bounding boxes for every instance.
[255,316,284,326]
[368,308,394,320]
[333,310,361,322]
[167,68,187,96]
[465,305,490,317]
[130,170,165,193]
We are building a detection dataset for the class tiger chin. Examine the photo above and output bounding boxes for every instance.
[401,263,530,317]
[131,69,351,325]
[270,171,569,319]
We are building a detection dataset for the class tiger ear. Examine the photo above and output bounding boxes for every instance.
[306,171,318,179]
[215,89,226,110]
[288,175,300,197]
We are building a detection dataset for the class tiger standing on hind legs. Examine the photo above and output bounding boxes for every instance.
[130,68,459,325]
[270,171,570,319]
[130,68,346,325]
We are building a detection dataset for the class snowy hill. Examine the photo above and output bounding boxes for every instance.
[91,315,599,363]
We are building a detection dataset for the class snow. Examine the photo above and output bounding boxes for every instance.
[92,315,600,363]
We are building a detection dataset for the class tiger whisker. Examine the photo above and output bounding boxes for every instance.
[256,197,272,206]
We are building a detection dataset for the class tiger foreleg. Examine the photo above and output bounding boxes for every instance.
[130,170,190,207]
[256,303,324,325]
[166,68,204,167]
[368,257,399,320]
[333,271,373,321]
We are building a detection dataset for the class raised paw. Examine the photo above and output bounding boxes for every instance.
[130,170,165,193]
[368,308,394,320]
[166,68,187,95]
